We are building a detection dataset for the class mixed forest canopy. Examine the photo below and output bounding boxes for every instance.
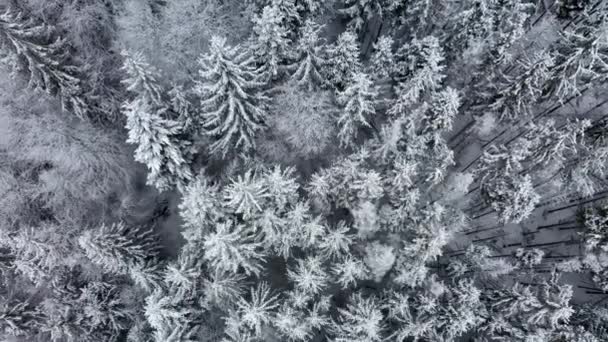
[2,0,608,341]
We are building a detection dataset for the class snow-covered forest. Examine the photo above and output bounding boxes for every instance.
[1,0,608,341]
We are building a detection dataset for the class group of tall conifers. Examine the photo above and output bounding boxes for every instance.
[1,0,608,341]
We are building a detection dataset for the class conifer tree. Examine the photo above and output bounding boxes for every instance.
[423,87,460,133]
[223,169,270,220]
[0,296,43,338]
[270,0,301,29]
[121,51,193,192]
[448,244,516,279]
[2,224,73,284]
[331,255,369,288]
[447,0,494,57]
[319,222,354,259]
[230,282,279,338]
[477,144,540,223]
[524,118,590,168]
[252,5,290,80]
[168,84,194,131]
[482,273,575,339]
[489,52,555,121]
[391,36,446,111]
[369,35,395,81]
[394,204,463,286]
[287,256,328,296]
[325,30,362,90]
[397,0,442,32]
[564,119,608,196]
[0,9,89,118]
[287,19,327,90]
[179,175,222,241]
[336,71,378,147]
[485,0,535,64]
[195,36,268,156]
[484,173,540,224]
[275,301,326,341]
[546,9,608,101]
[387,277,485,341]
[78,222,160,275]
[202,270,247,308]
[339,0,383,31]
[77,281,134,341]
[331,293,385,342]
[203,221,266,276]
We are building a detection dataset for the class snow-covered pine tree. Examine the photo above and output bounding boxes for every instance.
[121,50,164,105]
[524,118,590,169]
[484,171,540,224]
[252,5,290,80]
[3,225,72,284]
[422,87,460,133]
[325,29,362,90]
[485,0,535,64]
[515,247,545,269]
[336,71,378,147]
[331,293,385,342]
[376,99,455,188]
[391,36,446,111]
[287,19,327,90]
[121,51,194,192]
[545,8,608,101]
[394,204,463,286]
[448,244,516,279]
[202,269,247,308]
[445,0,495,59]
[224,169,270,220]
[339,0,383,31]
[561,204,608,291]
[274,297,329,341]
[168,84,194,132]
[270,0,301,30]
[145,259,198,339]
[563,118,608,196]
[477,144,541,223]
[331,254,369,288]
[230,282,280,338]
[78,221,160,276]
[124,102,194,192]
[179,165,324,266]
[142,239,227,342]
[307,151,383,210]
[481,273,575,340]
[179,175,222,242]
[195,36,268,157]
[318,221,355,259]
[489,51,555,121]
[287,256,328,296]
[0,295,43,338]
[388,0,449,36]
[77,281,135,341]
[203,220,266,277]
[0,9,89,119]
[369,35,395,81]
[144,287,199,341]
[387,277,485,341]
